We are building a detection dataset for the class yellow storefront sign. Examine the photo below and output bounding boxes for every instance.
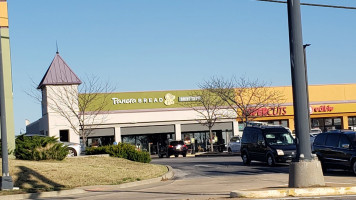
[253,103,356,120]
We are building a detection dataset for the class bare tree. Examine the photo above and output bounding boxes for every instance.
[202,76,285,126]
[182,89,231,152]
[28,75,115,148]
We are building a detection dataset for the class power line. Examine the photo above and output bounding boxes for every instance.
[256,0,356,10]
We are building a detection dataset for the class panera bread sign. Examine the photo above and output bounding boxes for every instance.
[111,93,201,106]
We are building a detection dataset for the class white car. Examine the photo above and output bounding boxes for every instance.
[24,134,81,157]
[61,141,82,157]
[227,136,241,153]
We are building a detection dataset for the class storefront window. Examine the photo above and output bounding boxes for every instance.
[334,118,342,126]
[193,132,208,152]
[311,117,342,132]
[136,135,148,151]
[325,118,332,126]
[122,135,135,145]
[348,117,356,131]
[122,133,175,155]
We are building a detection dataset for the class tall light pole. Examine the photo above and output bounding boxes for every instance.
[0,42,13,189]
[303,44,311,132]
[286,0,324,188]
[0,0,14,190]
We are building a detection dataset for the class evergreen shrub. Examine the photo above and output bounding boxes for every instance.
[85,143,151,163]
[15,135,68,161]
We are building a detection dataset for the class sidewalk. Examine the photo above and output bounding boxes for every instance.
[229,172,356,198]
[78,166,356,199]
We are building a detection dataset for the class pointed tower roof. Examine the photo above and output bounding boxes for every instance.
[37,52,82,89]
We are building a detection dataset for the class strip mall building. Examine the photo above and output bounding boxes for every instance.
[26,53,356,153]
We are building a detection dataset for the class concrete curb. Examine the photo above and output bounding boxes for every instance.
[230,186,356,198]
[0,165,174,200]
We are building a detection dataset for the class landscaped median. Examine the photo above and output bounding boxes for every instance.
[0,156,168,195]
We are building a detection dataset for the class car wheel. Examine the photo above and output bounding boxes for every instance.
[267,154,276,167]
[228,148,232,153]
[352,160,356,175]
[68,148,77,157]
[241,152,251,165]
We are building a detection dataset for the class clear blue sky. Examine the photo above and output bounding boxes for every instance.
[6,0,356,135]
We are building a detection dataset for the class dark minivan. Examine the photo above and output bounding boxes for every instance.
[312,130,356,175]
[240,125,296,166]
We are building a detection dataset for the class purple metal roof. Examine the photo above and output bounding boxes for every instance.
[37,52,82,89]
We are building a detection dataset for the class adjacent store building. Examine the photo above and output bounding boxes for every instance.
[251,84,356,133]
[26,53,356,154]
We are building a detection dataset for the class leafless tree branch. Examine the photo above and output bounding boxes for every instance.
[202,76,285,125]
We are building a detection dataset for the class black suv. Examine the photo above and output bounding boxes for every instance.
[240,125,296,166]
[158,140,188,158]
[312,130,356,175]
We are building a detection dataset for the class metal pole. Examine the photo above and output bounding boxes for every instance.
[303,44,311,132]
[287,0,311,161]
[0,35,13,190]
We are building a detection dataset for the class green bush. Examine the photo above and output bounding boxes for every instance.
[15,135,68,161]
[0,139,14,157]
[85,143,151,163]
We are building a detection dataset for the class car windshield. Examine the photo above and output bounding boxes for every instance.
[170,141,184,146]
[346,133,356,146]
[264,131,295,146]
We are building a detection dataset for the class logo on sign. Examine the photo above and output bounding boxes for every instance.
[164,93,175,106]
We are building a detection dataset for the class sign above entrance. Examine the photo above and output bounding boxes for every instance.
[310,105,334,114]
[249,107,287,117]
[111,91,201,108]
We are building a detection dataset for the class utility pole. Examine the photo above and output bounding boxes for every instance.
[286,0,324,188]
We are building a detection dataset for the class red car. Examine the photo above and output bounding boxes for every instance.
[158,140,188,158]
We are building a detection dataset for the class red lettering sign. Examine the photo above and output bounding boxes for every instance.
[249,107,287,117]
[311,105,334,113]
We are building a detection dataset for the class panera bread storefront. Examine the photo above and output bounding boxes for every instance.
[84,90,239,154]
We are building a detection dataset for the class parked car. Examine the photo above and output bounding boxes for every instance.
[227,136,241,153]
[240,125,296,166]
[310,128,322,136]
[158,140,188,158]
[310,133,316,149]
[312,130,356,175]
[24,134,81,157]
[60,141,82,157]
